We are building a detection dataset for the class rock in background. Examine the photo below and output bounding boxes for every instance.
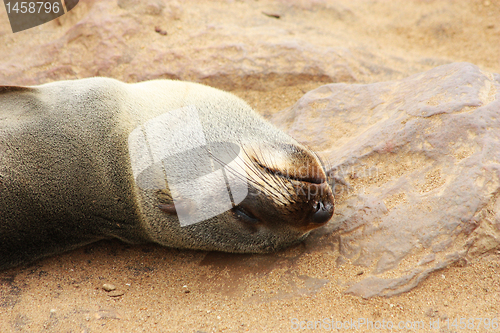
[2,0,491,89]
[274,62,500,297]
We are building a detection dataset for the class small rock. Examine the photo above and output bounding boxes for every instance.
[425,308,438,317]
[108,290,125,297]
[95,309,122,319]
[454,258,468,267]
[102,283,116,292]
[262,11,280,19]
[155,26,167,36]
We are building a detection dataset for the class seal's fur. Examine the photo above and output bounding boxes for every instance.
[0,78,334,270]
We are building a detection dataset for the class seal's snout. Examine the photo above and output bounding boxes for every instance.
[311,200,334,224]
[302,181,334,230]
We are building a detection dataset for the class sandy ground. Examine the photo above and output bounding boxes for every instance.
[1,240,499,332]
[1,0,500,332]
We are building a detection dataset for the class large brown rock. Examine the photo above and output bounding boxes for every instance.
[0,0,441,88]
[273,62,500,297]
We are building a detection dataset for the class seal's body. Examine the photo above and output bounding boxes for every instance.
[0,78,334,270]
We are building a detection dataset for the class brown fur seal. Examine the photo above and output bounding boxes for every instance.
[0,78,334,271]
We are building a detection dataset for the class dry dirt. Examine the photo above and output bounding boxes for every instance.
[1,0,499,332]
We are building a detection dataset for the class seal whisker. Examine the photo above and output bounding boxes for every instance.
[234,148,291,205]
[206,148,286,204]
[253,151,297,205]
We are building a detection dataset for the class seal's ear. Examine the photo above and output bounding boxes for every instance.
[158,203,177,215]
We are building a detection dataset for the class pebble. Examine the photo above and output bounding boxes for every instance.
[108,290,125,297]
[102,283,116,292]
[262,11,281,19]
[155,26,168,35]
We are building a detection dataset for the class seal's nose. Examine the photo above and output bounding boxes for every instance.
[311,200,334,224]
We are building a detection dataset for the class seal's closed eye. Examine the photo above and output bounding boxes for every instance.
[159,203,176,215]
[232,205,259,224]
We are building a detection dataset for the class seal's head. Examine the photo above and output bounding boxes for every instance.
[234,142,334,232]
[125,80,334,254]
[157,140,334,253]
